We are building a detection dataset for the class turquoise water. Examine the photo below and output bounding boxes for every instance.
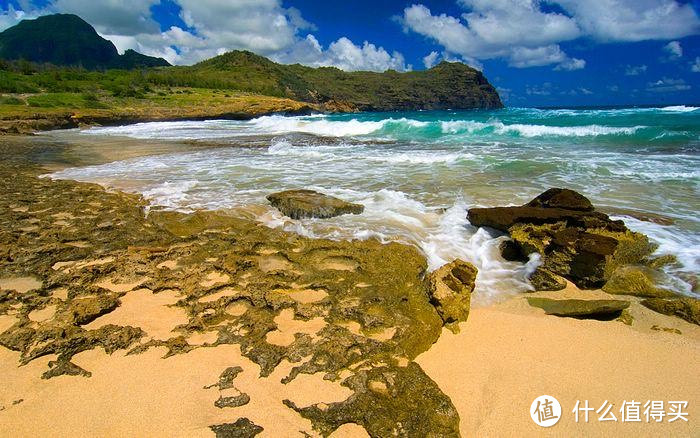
[48,105,700,301]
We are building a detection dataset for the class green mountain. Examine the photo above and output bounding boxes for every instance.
[184,50,502,111]
[0,14,170,69]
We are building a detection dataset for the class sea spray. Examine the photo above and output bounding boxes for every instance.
[49,106,700,300]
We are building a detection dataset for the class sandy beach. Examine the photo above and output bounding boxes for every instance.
[0,135,698,437]
[1,288,697,437]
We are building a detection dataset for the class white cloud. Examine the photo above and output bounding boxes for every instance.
[554,57,586,71]
[625,64,648,75]
[400,2,583,70]
[692,57,700,73]
[0,0,408,71]
[423,51,439,68]
[272,36,409,72]
[401,0,700,71]
[53,0,160,35]
[555,0,700,42]
[663,40,683,59]
[646,77,691,92]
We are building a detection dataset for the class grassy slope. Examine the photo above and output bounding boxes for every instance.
[0,51,502,132]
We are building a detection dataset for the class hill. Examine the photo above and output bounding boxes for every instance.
[160,50,502,111]
[0,14,170,69]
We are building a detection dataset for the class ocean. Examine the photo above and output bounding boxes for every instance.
[47,105,700,302]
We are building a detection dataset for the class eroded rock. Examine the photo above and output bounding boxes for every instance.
[468,188,657,288]
[209,418,263,438]
[267,189,364,219]
[427,259,477,332]
[0,141,457,436]
[527,297,630,319]
[641,297,700,325]
[603,265,677,298]
[528,267,567,292]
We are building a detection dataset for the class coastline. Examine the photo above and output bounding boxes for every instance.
[0,91,322,135]
[0,135,698,436]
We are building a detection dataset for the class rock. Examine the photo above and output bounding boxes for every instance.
[67,295,120,325]
[427,260,477,332]
[525,188,594,211]
[209,418,263,438]
[641,297,700,325]
[499,240,526,262]
[467,188,657,288]
[528,267,567,291]
[599,207,675,226]
[602,265,677,298]
[267,190,364,219]
[527,297,629,319]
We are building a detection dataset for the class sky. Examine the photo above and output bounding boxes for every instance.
[1,0,700,107]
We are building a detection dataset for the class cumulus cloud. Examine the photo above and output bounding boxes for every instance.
[272,35,409,72]
[693,57,700,73]
[400,0,700,71]
[0,0,408,71]
[646,77,691,92]
[555,0,700,42]
[625,64,648,76]
[400,2,582,70]
[663,40,683,59]
[423,51,439,68]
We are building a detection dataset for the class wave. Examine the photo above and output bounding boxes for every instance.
[440,120,643,137]
[659,105,699,112]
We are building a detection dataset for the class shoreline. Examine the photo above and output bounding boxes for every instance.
[0,135,698,436]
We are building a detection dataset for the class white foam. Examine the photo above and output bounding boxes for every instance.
[659,105,699,112]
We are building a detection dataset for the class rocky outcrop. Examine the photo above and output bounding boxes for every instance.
[468,188,656,288]
[528,267,567,291]
[641,297,700,325]
[267,190,364,219]
[427,259,477,332]
[527,297,630,319]
[602,265,677,298]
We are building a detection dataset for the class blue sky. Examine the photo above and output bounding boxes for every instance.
[1,0,700,107]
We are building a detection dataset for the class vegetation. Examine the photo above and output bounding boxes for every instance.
[0,13,501,132]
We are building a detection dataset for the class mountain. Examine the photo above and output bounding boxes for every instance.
[0,14,170,69]
[189,51,502,111]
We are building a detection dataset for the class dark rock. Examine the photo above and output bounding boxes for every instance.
[467,206,622,234]
[603,265,677,298]
[499,240,527,262]
[527,297,630,319]
[467,189,656,288]
[267,189,364,219]
[528,267,567,291]
[209,418,263,438]
[525,188,594,211]
[284,362,460,438]
[215,393,250,408]
[427,259,477,332]
[641,297,700,325]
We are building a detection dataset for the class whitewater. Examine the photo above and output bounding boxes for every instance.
[47,106,700,302]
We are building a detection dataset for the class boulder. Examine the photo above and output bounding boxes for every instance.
[525,188,594,211]
[267,190,364,219]
[527,297,630,319]
[528,267,567,291]
[427,259,477,332]
[602,265,677,298]
[641,297,700,326]
[467,188,656,288]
